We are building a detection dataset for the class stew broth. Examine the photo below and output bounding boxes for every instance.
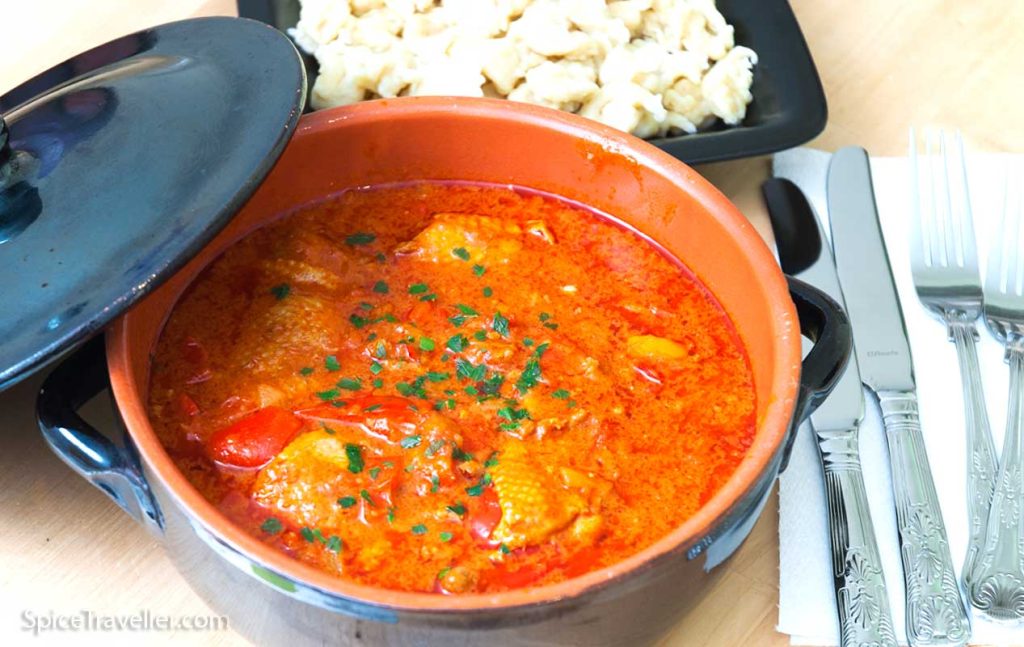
[148,182,756,593]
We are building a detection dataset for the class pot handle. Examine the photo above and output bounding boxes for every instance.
[782,275,852,471]
[36,335,163,535]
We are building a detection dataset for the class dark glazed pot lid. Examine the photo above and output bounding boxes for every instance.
[0,17,306,390]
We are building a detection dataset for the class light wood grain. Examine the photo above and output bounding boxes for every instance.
[1,1,1022,645]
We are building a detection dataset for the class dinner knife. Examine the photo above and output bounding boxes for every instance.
[827,147,971,646]
[764,178,897,647]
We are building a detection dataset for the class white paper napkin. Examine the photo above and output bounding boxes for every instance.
[774,147,1023,645]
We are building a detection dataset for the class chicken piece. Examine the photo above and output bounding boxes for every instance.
[403,411,465,495]
[297,396,464,495]
[252,429,368,530]
[231,294,339,377]
[395,212,524,264]
[488,444,585,549]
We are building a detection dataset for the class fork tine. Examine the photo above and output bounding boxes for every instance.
[924,129,942,267]
[988,164,1019,296]
[954,131,979,268]
[1012,167,1023,296]
[909,127,928,266]
[939,129,958,267]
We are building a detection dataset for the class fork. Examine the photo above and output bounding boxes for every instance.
[968,166,1024,621]
[909,128,999,595]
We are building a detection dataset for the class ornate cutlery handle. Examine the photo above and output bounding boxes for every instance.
[967,343,1024,621]
[816,428,898,647]
[947,320,999,588]
[877,390,970,646]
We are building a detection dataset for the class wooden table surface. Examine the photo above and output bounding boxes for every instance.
[2,2,1022,645]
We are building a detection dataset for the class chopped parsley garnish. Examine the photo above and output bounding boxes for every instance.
[298,366,314,376]
[396,375,428,399]
[322,424,336,435]
[539,312,552,322]
[516,358,542,393]
[482,286,493,297]
[419,293,438,302]
[387,507,396,524]
[522,338,534,347]
[345,232,376,246]
[480,374,505,398]
[568,399,577,408]
[544,322,559,330]
[534,342,550,357]
[425,371,450,382]
[408,283,429,295]
[359,302,374,311]
[372,280,389,294]
[260,517,283,534]
[372,378,384,389]
[438,567,452,580]
[316,389,341,401]
[473,330,487,341]
[326,536,343,553]
[270,283,290,300]
[338,496,357,509]
[419,336,436,351]
[449,315,466,327]
[484,452,500,468]
[452,446,474,461]
[375,252,387,263]
[465,385,479,396]
[401,435,422,449]
[370,362,384,375]
[369,467,381,480]
[492,311,510,337]
[324,355,341,372]
[300,527,316,542]
[497,405,531,423]
[426,439,445,456]
[472,264,486,277]
[500,543,511,554]
[439,531,453,542]
[345,443,364,473]
[360,489,376,507]
[452,247,471,261]
[455,358,487,382]
[552,388,570,399]
[374,342,387,359]
[337,377,362,391]
[446,334,468,352]
[364,403,383,413]
[447,502,466,516]
[431,475,441,493]
[411,524,428,535]
[465,479,487,497]
[456,304,479,316]
[349,314,369,329]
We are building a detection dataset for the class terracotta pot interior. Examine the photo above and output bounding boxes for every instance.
[107,98,800,611]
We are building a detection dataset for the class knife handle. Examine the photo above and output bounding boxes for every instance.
[877,389,971,646]
[816,427,898,647]
[947,320,998,590]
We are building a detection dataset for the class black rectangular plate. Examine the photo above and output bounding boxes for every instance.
[239,0,826,165]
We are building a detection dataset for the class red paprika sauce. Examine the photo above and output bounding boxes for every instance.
[148,182,756,594]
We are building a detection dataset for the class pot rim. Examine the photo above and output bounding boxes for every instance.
[107,96,800,614]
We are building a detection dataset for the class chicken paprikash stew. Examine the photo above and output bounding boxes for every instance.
[148,182,756,594]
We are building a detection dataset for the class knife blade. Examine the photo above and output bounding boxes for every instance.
[827,147,970,646]
[764,178,896,647]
